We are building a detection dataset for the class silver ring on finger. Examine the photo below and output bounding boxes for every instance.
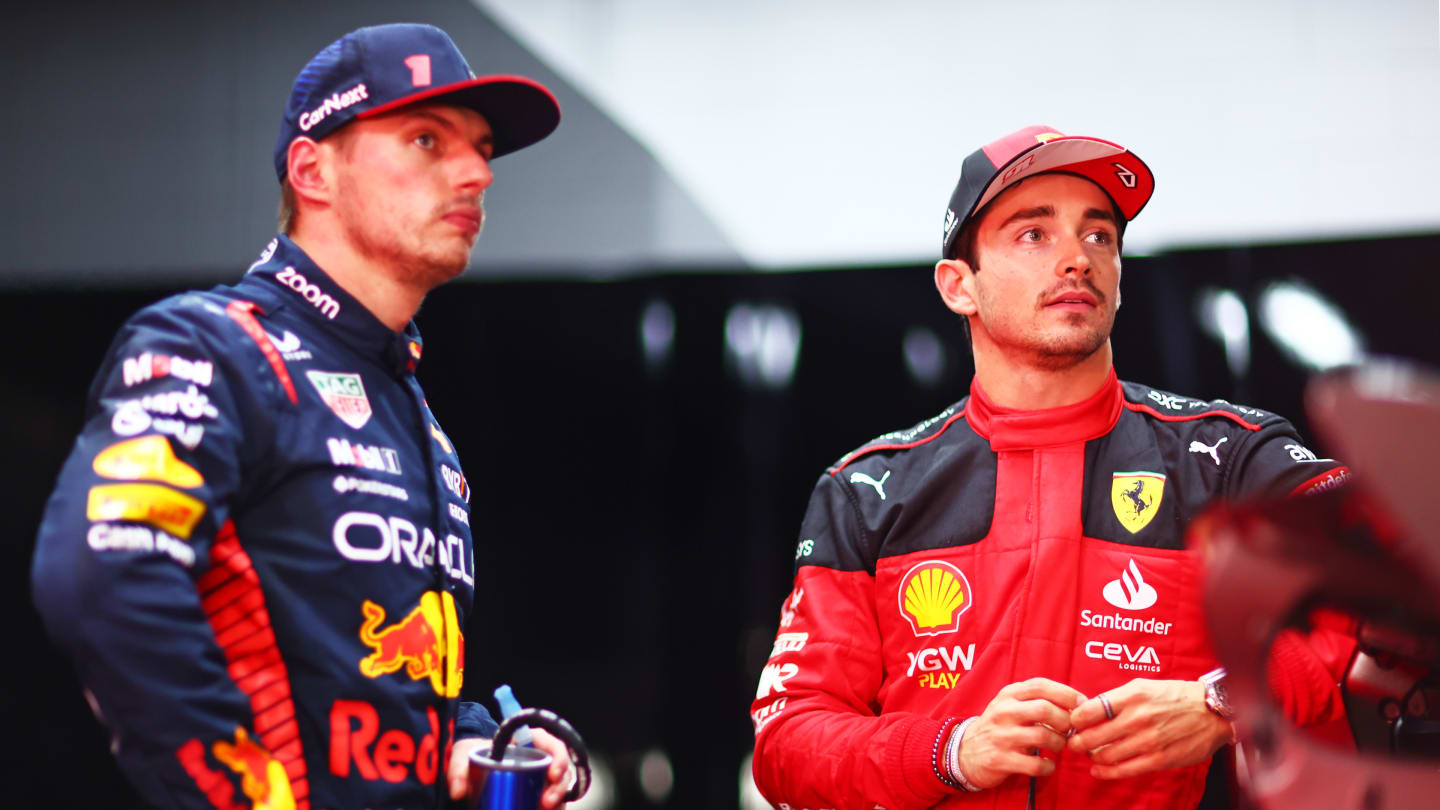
[1099,693,1115,720]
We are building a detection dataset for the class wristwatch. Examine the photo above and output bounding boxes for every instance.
[1198,665,1232,714]
[1200,667,1239,744]
[1199,667,1233,721]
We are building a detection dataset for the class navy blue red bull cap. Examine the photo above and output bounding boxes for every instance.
[274,23,560,180]
[941,125,1154,260]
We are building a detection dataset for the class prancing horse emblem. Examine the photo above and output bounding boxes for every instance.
[850,470,891,500]
[1110,472,1166,534]
[1122,480,1148,515]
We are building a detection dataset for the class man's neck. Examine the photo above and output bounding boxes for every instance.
[971,340,1114,410]
[288,229,424,332]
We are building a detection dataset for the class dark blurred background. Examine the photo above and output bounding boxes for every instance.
[9,236,1440,809]
[5,2,1439,809]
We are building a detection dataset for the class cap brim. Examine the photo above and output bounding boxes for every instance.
[974,135,1154,222]
[357,75,560,158]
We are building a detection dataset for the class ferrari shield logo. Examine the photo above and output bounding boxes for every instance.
[306,370,372,429]
[1111,472,1165,534]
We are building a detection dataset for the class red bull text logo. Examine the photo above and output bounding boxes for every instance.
[358,591,463,698]
[329,702,446,785]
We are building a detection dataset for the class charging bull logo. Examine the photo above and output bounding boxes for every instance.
[1110,471,1166,534]
[211,727,295,810]
[898,560,973,637]
[358,591,463,698]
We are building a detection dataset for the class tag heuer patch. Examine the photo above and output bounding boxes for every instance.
[306,370,372,429]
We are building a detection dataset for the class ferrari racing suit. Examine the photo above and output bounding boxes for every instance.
[751,369,1353,810]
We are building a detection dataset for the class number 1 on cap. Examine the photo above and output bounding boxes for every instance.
[404,54,432,87]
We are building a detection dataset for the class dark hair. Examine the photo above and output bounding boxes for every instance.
[953,222,981,349]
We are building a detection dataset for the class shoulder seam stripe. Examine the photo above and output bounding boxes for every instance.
[1123,401,1262,431]
[829,408,970,475]
[225,300,298,405]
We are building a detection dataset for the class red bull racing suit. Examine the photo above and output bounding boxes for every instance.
[750,370,1355,810]
[33,236,495,810]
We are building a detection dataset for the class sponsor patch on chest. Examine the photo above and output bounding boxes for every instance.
[306,371,372,429]
[1076,557,1182,677]
[897,560,973,637]
[1110,472,1165,534]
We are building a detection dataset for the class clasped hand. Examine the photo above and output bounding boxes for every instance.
[956,677,1232,788]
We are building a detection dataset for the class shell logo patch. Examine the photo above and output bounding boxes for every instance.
[92,435,204,489]
[898,560,973,637]
[86,483,206,539]
[1111,472,1166,534]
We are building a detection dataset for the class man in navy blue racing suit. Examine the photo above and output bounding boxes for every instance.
[32,23,572,810]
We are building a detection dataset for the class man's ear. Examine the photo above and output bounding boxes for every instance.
[286,137,332,208]
[935,258,979,317]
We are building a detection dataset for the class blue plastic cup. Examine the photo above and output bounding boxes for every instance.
[466,745,552,810]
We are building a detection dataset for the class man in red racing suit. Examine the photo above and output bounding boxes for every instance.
[750,126,1354,810]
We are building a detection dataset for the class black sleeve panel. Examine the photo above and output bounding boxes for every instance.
[1086,386,1345,548]
[1225,419,1349,499]
[793,471,872,574]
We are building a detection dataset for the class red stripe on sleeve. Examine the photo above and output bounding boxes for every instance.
[225,300,298,405]
[1289,466,1352,497]
[195,520,311,809]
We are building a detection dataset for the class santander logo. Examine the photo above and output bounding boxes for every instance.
[1102,559,1157,611]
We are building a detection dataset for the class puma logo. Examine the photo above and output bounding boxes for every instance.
[1188,436,1228,466]
[850,470,891,500]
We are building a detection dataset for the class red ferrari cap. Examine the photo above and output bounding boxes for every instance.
[941,125,1154,259]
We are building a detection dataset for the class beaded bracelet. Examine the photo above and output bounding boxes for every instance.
[932,717,962,790]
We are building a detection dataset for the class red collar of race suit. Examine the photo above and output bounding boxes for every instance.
[965,367,1124,451]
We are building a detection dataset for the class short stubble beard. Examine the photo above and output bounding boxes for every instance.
[1028,276,1113,369]
[336,180,483,291]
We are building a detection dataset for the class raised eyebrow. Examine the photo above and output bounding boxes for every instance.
[995,205,1056,231]
[1083,207,1119,226]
